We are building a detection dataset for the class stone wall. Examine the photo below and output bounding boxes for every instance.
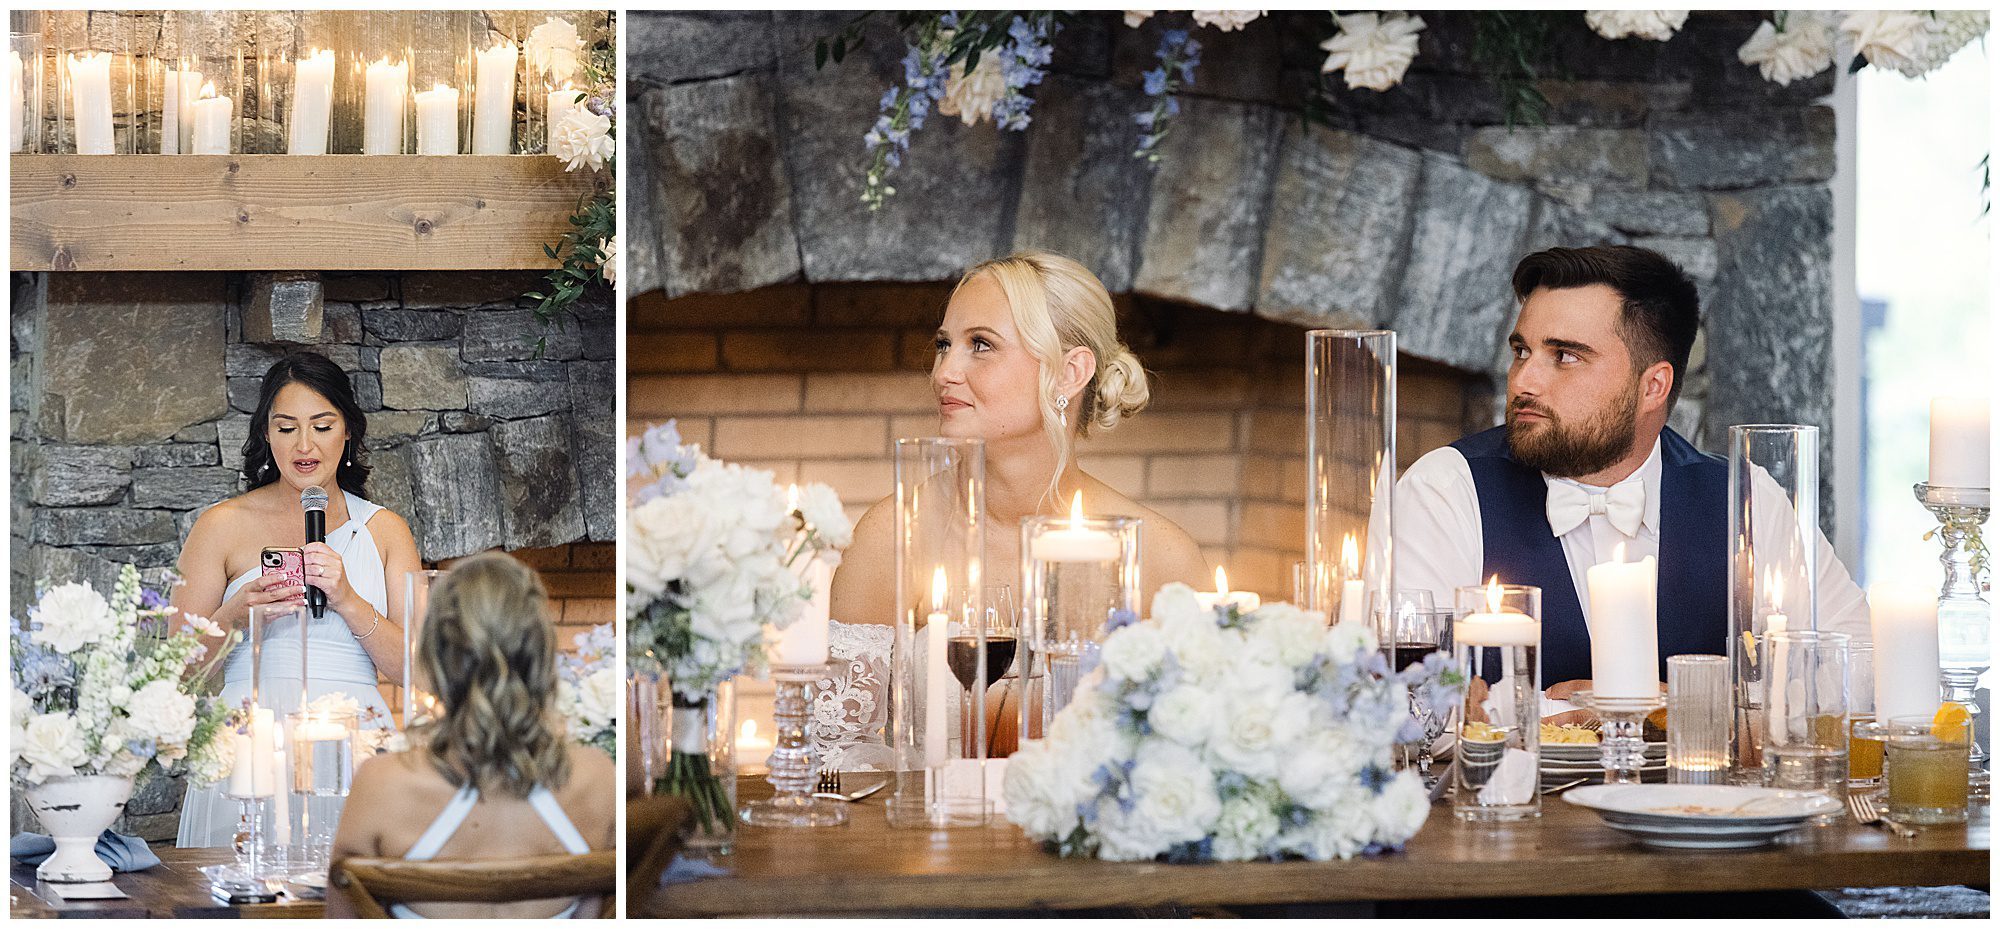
[10,269,616,617]
[629,282,1490,599]
[625,10,1837,508]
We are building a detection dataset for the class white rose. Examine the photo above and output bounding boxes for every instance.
[1002,737,1095,841]
[19,713,90,783]
[1123,10,1153,29]
[794,483,853,551]
[1324,620,1377,664]
[1208,689,1311,780]
[1095,740,1219,861]
[1192,10,1263,32]
[1147,684,1217,748]
[1839,11,1931,77]
[551,105,614,172]
[526,17,583,78]
[1584,10,1689,42]
[938,52,1005,126]
[31,581,118,654]
[1100,622,1167,683]
[1736,14,1834,87]
[1157,601,1229,682]
[1370,770,1433,844]
[600,234,618,285]
[1211,794,1282,861]
[1248,603,1325,668]
[579,667,619,727]
[1148,582,1204,629]
[125,679,197,746]
[11,686,30,729]
[1318,12,1426,92]
[1277,729,1363,810]
[1278,801,1371,861]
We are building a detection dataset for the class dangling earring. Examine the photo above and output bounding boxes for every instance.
[260,461,271,476]
[343,441,352,467]
[1055,394,1069,429]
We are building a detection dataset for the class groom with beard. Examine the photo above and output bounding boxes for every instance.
[1395,245,1869,694]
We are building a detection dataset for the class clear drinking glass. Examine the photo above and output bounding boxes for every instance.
[1762,630,1849,808]
[1846,641,1882,787]
[1880,714,1972,825]
[1666,654,1729,784]
[983,585,1025,755]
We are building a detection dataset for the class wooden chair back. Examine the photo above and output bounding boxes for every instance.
[333,850,617,919]
[624,794,696,915]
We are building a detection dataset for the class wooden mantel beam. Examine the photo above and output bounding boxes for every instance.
[10,154,606,272]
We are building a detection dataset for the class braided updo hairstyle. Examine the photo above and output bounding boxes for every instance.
[956,252,1152,504]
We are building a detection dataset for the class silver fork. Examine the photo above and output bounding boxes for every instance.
[1847,791,1917,838]
[815,767,841,795]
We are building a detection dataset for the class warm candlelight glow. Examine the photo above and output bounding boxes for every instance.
[1214,566,1230,597]
[931,565,947,614]
[1340,534,1359,576]
[1485,575,1503,614]
[787,483,799,513]
[1069,490,1085,528]
[198,81,215,100]
[1766,568,1785,613]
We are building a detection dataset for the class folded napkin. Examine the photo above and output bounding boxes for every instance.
[10,830,162,872]
[658,854,731,886]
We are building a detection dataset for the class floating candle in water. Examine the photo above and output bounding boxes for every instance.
[1195,566,1260,612]
[1030,492,1120,562]
[1455,577,1541,647]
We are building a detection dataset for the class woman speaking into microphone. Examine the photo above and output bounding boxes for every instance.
[171,353,421,848]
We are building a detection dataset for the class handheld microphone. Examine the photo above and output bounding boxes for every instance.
[301,486,328,619]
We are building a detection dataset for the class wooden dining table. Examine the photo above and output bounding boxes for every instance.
[10,846,324,919]
[644,778,1989,917]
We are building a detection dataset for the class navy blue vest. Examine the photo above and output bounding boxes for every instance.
[1449,426,1729,684]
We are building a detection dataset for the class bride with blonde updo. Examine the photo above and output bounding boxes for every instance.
[832,250,1210,631]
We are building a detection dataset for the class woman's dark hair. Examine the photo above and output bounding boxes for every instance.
[1511,245,1701,405]
[241,353,370,496]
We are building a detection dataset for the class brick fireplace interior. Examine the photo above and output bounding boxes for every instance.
[628,281,1497,602]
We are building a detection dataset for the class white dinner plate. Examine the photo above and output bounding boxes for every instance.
[1592,818,1808,850]
[1564,784,1841,824]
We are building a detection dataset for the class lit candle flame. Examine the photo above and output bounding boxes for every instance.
[199,81,217,100]
[1214,566,1230,596]
[1069,490,1085,529]
[1341,534,1359,576]
[931,565,947,614]
[1485,575,1504,614]
[787,483,799,514]
[1765,568,1785,613]
[740,719,759,742]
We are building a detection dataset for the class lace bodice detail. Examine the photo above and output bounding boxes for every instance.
[808,622,895,772]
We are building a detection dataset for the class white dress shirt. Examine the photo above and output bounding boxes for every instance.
[1395,435,1871,670]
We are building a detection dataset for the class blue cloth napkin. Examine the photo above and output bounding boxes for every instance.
[10,830,162,872]
[658,854,731,885]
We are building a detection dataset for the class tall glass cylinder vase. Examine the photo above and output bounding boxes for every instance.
[1726,424,1820,784]
[274,12,340,155]
[664,678,736,854]
[57,44,135,154]
[887,437,989,829]
[408,11,471,155]
[522,11,592,155]
[1020,501,1139,742]
[1452,583,1541,822]
[351,11,410,155]
[287,708,355,877]
[174,11,245,155]
[402,569,444,730]
[12,33,44,153]
[1306,330,1395,632]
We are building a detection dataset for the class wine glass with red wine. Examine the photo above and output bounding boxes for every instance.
[948,588,1018,759]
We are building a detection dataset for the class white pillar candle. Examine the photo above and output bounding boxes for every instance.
[545,84,579,153]
[1193,566,1260,612]
[227,730,256,797]
[362,58,406,155]
[413,83,458,155]
[286,48,334,155]
[1338,534,1366,627]
[774,557,832,666]
[1929,396,1990,489]
[190,86,231,155]
[65,51,112,155]
[229,707,277,798]
[924,566,951,768]
[1869,583,1941,721]
[1029,492,1120,562]
[162,69,189,154]
[471,41,516,154]
[9,49,23,154]
[1585,546,1659,699]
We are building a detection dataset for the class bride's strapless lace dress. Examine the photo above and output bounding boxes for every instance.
[807,622,895,772]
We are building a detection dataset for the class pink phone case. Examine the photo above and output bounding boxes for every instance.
[260,547,305,593]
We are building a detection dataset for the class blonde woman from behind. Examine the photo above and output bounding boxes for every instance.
[328,552,615,919]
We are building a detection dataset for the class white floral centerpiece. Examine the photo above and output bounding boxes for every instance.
[625,420,855,836]
[1004,583,1464,862]
[557,622,618,755]
[11,565,234,790]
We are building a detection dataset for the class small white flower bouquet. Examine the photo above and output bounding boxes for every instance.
[557,622,619,755]
[10,565,234,789]
[1004,582,1465,863]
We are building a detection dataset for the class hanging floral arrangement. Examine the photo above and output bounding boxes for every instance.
[820,9,1989,211]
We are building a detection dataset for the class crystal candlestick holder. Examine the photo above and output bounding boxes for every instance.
[1916,481,1990,796]
[740,662,847,828]
[1574,691,1665,786]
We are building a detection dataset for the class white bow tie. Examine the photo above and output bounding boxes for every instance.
[1546,479,1646,539]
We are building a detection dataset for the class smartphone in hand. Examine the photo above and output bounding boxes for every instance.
[260,547,306,599]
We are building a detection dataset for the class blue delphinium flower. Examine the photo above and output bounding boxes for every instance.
[991,16,1058,131]
[1134,27,1201,164]
[626,420,702,504]
[862,14,958,210]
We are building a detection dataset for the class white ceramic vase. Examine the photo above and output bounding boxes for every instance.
[25,773,135,883]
